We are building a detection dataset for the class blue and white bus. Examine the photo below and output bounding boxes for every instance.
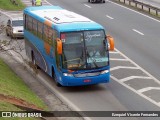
[24,6,114,86]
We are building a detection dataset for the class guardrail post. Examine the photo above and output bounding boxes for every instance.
[129,1,131,6]
[135,3,137,8]
[156,10,158,16]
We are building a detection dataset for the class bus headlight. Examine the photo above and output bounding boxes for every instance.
[100,70,109,74]
[63,73,73,77]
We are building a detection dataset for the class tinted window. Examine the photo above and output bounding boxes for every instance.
[12,20,23,26]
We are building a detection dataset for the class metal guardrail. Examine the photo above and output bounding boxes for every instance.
[114,0,160,17]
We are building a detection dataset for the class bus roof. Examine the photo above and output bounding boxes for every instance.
[24,6,104,32]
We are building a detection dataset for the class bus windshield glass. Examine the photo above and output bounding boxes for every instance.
[62,30,109,70]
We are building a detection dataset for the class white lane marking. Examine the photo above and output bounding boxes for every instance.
[111,76,160,107]
[109,51,119,54]
[110,66,139,71]
[133,29,144,35]
[109,1,160,23]
[115,48,160,85]
[110,58,129,61]
[106,15,114,19]
[138,87,160,93]
[120,76,152,82]
[44,0,52,5]
[84,4,91,8]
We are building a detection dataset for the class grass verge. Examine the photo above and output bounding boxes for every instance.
[0,58,48,111]
[0,0,26,11]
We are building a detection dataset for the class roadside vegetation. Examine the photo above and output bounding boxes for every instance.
[0,58,48,111]
[0,0,26,10]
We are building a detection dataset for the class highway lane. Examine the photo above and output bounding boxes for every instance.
[1,1,160,119]
[37,69,160,120]
[35,0,160,119]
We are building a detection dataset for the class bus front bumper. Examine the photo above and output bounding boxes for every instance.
[59,72,110,86]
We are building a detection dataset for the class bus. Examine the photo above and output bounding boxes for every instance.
[23,6,114,86]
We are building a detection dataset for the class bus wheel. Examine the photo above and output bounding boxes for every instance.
[32,52,39,69]
[52,68,62,87]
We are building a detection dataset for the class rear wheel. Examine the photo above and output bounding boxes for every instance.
[103,0,105,3]
[88,0,90,2]
[32,52,39,69]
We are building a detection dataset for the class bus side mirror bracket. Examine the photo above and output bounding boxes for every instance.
[56,38,62,55]
[106,35,115,51]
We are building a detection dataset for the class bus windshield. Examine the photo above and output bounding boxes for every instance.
[62,30,109,70]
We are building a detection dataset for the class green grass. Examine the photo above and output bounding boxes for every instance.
[0,0,26,10]
[0,58,48,110]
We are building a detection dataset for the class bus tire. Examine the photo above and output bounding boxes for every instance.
[52,67,62,87]
[32,51,39,69]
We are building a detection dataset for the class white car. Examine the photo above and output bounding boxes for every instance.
[6,17,24,38]
[88,0,105,3]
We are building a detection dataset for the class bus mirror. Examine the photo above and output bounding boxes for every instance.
[106,35,114,51]
[57,38,62,55]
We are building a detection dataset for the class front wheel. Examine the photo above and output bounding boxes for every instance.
[52,69,62,87]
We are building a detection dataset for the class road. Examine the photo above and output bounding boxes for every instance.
[1,0,160,120]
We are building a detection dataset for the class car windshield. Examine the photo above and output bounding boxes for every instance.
[62,30,109,70]
[12,20,23,26]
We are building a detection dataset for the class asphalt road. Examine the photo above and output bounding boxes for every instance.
[1,0,160,120]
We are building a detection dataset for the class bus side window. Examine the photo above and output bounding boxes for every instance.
[27,16,33,32]
[37,22,43,39]
[44,25,49,43]
[32,19,37,35]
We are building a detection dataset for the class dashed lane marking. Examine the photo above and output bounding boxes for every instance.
[133,29,144,35]
[106,15,114,19]
[84,4,91,8]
